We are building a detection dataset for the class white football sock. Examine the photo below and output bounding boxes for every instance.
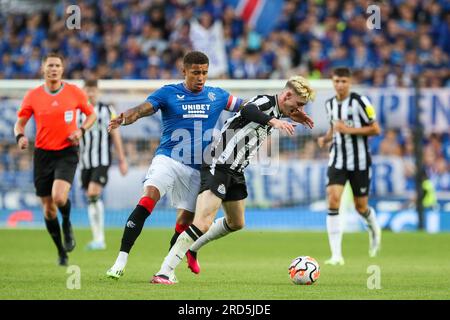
[96,199,105,243]
[158,228,201,276]
[88,198,105,243]
[327,214,343,259]
[362,207,378,230]
[113,251,128,270]
[190,217,232,252]
[88,201,100,242]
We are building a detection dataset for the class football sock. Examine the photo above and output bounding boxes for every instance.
[158,224,203,275]
[97,198,105,243]
[58,199,71,225]
[87,196,99,241]
[120,197,156,253]
[45,217,65,255]
[360,208,370,218]
[169,223,190,250]
[88,195,105,243]
[361,207,377,227]
[326,209,342,259]
[190,217,233,252]
[112,251,128,270]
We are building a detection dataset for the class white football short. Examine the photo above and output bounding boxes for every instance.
[143,155,200,212]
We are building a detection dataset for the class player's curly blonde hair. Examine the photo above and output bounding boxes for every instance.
[285,76,316,101]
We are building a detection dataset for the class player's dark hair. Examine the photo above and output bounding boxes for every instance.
[183,51,209,67]
[42,52,65,64]
[84,79,98,87]
[332,67,352,77]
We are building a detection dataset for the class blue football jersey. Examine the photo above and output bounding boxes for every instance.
[146,83,242,170]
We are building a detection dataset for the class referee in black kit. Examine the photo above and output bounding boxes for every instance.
[317,67,382,265]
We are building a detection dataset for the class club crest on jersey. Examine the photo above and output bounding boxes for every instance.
[64,110,74,124]
[176,94,185,100]
[208,92,216,101]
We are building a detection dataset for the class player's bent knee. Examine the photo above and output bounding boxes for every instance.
[143,186,161,202]
[328,198,340,209]
[327,191,340,205]
[43,206,57,219]
[327,193,341,207]
[44,212,57,220]
[52,195,67,207]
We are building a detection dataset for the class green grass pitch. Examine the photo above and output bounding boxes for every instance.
[0,228,449,300]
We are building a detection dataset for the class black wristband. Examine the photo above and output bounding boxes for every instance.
[16,133,24,144]
[80,127,86,136]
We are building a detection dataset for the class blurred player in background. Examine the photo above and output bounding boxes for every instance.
[14,53,96,265]
[80,79,128,250]
[152,76,315,284]
[106,51,244,279]
[317,67,382,265]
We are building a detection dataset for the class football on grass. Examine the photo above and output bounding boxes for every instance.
[289,256,320,285]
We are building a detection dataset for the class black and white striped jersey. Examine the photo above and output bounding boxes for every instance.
[326,92,377,171]
[209,94,282,173]
[77,102,116,169]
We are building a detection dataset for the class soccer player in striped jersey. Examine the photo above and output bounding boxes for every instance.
[106,51,244,279]
[317,67,382,265]
[14,53,96,266]
[79,79,128,250]
[151,76,315,284]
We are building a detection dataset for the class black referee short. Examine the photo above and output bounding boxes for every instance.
[327,166,371,197]
[33,146,79,197]
[81,166,109,190]
[199,165,248,201]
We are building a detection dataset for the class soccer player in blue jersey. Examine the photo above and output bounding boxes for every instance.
[106,51,243,279]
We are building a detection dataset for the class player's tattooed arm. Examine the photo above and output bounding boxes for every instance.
[123,102,155,124]
[108,101,156,132]
[108,102,156,131]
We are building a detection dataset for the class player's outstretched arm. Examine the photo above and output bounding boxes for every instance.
[289,109,314,129]
[268,118,296,136]
[108,101,155,131]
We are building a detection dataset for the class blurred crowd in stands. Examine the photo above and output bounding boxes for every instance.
[0,0,449,86]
